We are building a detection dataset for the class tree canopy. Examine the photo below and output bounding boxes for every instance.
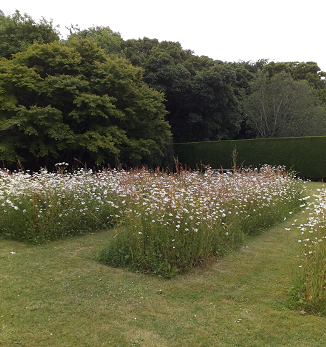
[55,24,326,142]
[1,10,326,170]
[121,38,243,142]
[242,71,326,138]
[0,10,60,59]
[0,39,171,169]
[67,25,125,58]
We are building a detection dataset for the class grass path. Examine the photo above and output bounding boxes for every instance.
[1,182,326,346]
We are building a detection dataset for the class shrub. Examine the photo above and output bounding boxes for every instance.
[174,136,326,181]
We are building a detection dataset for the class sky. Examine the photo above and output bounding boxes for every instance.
[2,0,326,72]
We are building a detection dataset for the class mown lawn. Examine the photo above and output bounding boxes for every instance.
[1,182,326,347]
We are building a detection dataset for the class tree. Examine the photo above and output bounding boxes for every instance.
[121,38,242,142]
[263,61,326,92]
[67,25,125,57]
[168,64,241,142]
[0,39,171,169]
[0,10,60,59]
[242,71,326,138]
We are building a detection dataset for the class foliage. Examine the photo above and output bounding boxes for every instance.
[0,10,60,59]
[97,166,303,278]
[2,8,326,163]
[288,190,326,315]
[174,136,326,181]
[263,61,326,104]
[67,25,125,57]
[0,39,171,170]
[263,61,326,90]
[70,29,326,142]
[170,64,242,142]
[121,38,243,142]
[242,71,326,138]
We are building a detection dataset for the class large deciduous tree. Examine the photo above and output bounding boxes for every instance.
[242,71,326,138]
[0,39,171,169]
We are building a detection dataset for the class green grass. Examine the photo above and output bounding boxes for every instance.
[1,182,326,347]
[288,184,326,314]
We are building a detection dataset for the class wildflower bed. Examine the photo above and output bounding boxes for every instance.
[289,188,326,314]
[0,165,303,277]
[0,167,120,242]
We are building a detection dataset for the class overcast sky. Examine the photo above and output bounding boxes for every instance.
[2,0,326,71]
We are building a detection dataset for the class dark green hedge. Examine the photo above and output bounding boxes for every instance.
[174,136,326,181]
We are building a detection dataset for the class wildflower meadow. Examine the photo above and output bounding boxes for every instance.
[289,188,326,314]
[0,165,121,242]
[0,164,303,278]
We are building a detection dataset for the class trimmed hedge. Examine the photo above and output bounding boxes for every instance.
[174,136,326,181]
